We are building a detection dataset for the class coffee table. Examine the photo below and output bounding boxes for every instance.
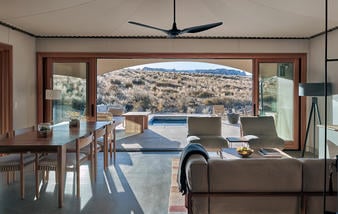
[219,148,291,159]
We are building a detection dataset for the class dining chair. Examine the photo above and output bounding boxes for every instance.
[93,126,106,180]
[0,126,35,199]
[96,122,117,164]
[66,126,105,181]
[106,122,117,163]
[35,133,94,198]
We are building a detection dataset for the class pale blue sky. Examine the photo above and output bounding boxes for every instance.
[130,61,242,71]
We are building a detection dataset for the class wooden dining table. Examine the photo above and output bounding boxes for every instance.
[0,121,109,208]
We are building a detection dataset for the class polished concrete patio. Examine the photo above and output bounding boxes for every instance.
[116,119,241,151]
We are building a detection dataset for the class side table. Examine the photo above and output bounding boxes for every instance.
[122,112,151,133]
[226,137,249,148]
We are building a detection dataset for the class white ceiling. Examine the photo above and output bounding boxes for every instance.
[1,0,338,38]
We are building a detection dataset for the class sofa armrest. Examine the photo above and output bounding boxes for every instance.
[185,154,208,193]
[300,158,337,192]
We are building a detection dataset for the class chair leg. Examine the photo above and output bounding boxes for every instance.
[109,141,112,160]
[35,154,40,199]
[20,153,24,200]
[55,169,58,184]
[94,141,97,182]
[76,167,80,198]
[6,172,10,184]
[113,128,116,163]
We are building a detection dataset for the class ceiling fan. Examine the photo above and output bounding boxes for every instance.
[128,0,223,38]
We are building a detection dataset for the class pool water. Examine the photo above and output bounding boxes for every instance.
[148,116,187,126]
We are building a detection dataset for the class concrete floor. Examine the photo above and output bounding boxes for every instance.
[0,152,180,214]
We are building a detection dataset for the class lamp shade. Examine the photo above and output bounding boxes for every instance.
[45,89,61,100]
[298,83,332,96]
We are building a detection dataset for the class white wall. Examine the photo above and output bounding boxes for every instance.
[0,25,36,130]
[309,30,338,122]
[308,29,338,153]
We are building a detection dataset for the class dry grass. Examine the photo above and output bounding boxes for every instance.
[97,69,252,114]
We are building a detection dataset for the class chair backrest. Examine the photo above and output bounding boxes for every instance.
[97,112,113,121]
[187,116,222,136]
[239,116,278,138]
[94,126,106,139]
[76,133,94,151]
[213,105,225,116]
[105,122,114,140]
[108,107,124,116]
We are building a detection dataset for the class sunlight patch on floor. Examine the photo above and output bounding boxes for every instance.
[64,171,74,195]
[45,171,56,193]
[121,143,142,149]
[107,166,125,193]
[79,165,93,210]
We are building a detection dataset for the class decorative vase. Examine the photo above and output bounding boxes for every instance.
[69,118,80,128]
[37,123,52,138]
[227,113,239,124]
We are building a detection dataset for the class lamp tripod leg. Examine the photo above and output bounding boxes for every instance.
[301,102,315,157]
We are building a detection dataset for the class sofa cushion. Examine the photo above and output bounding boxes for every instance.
[209,196,300,214]
[208,158,302,192]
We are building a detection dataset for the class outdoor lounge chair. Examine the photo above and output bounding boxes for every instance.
[186,116,227,150]
[239,116,285,150]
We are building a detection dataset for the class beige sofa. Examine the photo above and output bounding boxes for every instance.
[186,116,228,150]
[184,154,337,214]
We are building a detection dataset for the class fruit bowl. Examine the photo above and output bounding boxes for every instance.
[236,147,254,158]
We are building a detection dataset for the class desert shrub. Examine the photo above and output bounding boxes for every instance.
[115,91,127,100]
[132,79,145,85]
[111,79,121,85]
[263,95,276,103]
[197,91,213,98]
[156,82,180,88]
[72,98,85,111]
[162,88,178,94]
[125,82,133,88]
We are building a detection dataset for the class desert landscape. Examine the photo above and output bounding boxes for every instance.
[53,67,253,122]
[96,68,252,114]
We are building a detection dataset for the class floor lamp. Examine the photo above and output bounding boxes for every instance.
[299,83,331,158]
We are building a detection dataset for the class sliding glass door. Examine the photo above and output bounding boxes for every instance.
[42,58,96,123]
[52,62,88,123]
[255,60,300,149]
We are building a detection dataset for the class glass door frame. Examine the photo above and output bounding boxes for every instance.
[37,56,97,123]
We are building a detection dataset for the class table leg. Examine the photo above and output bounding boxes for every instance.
[143,115,148,129]
[57,145,66,208]
[104,134,108,169]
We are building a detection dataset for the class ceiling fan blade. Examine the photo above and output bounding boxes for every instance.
[128,21,168,34]
[181,22,223,34]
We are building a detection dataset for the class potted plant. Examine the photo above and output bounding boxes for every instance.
[227,108,239,124]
